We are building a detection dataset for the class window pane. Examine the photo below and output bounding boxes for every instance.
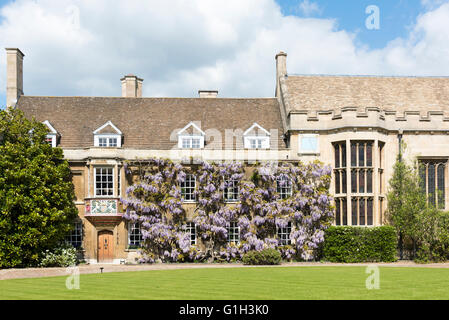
[367,170,373,193]
[438,164,445,209]
[334,144,340,168]
[366,143,372,166]
[428,163,435,206]
[351,143,357,167]
[301,136,317,152]
[419,163,426,193]
[351,198,358,225]
[367,198,373,225]
[359,170,365,193]
[342,170,347,194]
[335,199,341,226]
[342,144,346,167]
[342,199,347,225]
[335,171,340,194]
[351,170,357,193]
[358,143,365,167]
[359,198,365,225]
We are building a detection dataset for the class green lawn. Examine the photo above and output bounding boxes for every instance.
[1,266,449,300]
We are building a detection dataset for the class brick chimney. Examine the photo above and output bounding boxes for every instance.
[275,51,287,98]
[5,48,24,107]
[121,74,143,97]
[198,90,218,98]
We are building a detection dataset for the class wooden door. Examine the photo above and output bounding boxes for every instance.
[98,230,114,262]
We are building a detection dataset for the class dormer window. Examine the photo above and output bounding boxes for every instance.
[42,120,58,147]
[177,122,205,149]
[93,121,122,148]
[243,123,270,149]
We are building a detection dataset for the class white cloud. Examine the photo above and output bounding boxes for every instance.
[297,0,322,17]
[0,0,449,101]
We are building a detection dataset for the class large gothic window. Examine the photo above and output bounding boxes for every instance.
[419,160,446,209]
[333,140,382,226]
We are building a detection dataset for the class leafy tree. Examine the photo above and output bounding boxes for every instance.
[386,152,426,259]
[0,107,78,268]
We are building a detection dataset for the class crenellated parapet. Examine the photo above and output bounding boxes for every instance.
[288,106,449,133]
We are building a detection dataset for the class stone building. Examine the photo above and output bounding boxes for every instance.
[6,48,449,263]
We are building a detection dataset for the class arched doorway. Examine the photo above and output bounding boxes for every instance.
[98,230,114,263]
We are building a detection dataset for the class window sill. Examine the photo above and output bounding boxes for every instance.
[298,152,320,156]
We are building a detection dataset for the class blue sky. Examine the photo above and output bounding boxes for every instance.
[1,0,449,107]
[276,0,425,49]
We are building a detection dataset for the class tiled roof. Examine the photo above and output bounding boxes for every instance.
[282,75,449,115]
[17,96,287,150]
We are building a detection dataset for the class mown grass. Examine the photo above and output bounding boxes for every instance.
[1,266,448,300]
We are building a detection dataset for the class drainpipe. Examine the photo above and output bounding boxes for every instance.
[397,128,404,260]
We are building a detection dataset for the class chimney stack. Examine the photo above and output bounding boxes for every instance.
[198,90,218,98]
[275,51,287,98]
[121,74,143,97]
[5,48,24,107]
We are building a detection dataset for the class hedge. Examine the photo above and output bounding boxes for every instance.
[242,248,282,265]
[322,226,397,262]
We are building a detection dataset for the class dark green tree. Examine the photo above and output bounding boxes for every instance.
[386,151,426,259]
[0,107,78,268]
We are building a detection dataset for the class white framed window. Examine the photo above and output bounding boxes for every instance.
[224,179,239,202]
[95,135,120,147]
[177,122,205,149]
[93,121,122,148]
[243,123,270,149]
[117,167,121,197]
[299,134,319,154]
[45,134,57,147]
[181,137,202,149]
[181,174,196,202]
[65,221,83,248]
[42,120,58,147]
[277,222,292,245]
[277,176,292,199]
[183,222,197,245]
[128,223,142,247]
[227,222,240,244]
[94,167,114,197]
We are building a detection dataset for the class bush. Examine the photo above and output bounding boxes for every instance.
[39,244,78,267]
[242,248,282,265]
[415,209,449,263]
[322,226,397,263]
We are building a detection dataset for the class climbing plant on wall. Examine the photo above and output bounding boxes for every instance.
[121,158,333,263]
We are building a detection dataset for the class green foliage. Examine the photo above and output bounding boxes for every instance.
[242,248,282,265]
[0,107,78,268]
[39,243,78,267]
[322,226,397,262]
[414,208,449,263]
[386,155,426,241]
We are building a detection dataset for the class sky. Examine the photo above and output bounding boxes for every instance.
[1,0,449,108]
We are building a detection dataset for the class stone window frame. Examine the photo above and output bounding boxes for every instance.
[227,221,240,244]
[276,175,293,199]
[66,221,83,248]
[181,174,196,202]
[94,166,115,197]
[333,139,384,227]
[277,221,292,246]
[183,222,197,246]
[128,222,142,248]
[223,178,240,203]
[419,158,447,210]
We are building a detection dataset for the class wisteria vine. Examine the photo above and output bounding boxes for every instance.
[121,159,334,263]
